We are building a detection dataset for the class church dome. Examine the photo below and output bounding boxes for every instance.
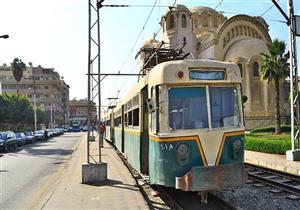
[142,38,160,48]
[190,6,225,39]
[190,6,220,15]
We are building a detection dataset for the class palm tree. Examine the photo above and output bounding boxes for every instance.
[260,39,289,134]
[11,58,26,94]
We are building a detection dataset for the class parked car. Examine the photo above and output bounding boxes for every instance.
[0,131,17,152]
[15,132,27,146]
[82,126,88,131]
[34,130,46,141]
[25,131,36,144]
[72,124,81,132]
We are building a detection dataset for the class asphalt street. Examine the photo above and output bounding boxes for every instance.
[0,132,83,209]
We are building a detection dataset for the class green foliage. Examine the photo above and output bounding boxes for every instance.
[12,57,26,82]
[260,39,289,134]
[251,125,292,134]
[36,107,45,123]
[0,93,45,129]
[260,39,289,83]
[245,133,295,154]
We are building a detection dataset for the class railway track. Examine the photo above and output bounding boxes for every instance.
[157,186,237,210]
[107,140,236,209]
[245,163,300,199]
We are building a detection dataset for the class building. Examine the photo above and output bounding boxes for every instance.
[68,99,97,126]
[0,63,70,127]
[140,5,289,129]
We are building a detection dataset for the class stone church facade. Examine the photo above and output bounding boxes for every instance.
[145,5,289,129]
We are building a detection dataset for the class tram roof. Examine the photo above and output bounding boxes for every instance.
[112,59,241,112]
[147,59,241,87]
[113,75,148,112]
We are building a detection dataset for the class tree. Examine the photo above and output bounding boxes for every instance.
[260,39,289,134]
[36,107,46,124]
[0,93,46,124]
[11,58,26,94]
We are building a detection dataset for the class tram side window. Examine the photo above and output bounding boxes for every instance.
[150,86,160,133]
[169,87,208,130]
[114,116,121,127]
[133,108,139,126]
[128,111,133,126]
[151,87,156,132]
[209,87,240,128]
[124,113,128,126]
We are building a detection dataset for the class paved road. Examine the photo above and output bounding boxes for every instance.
[0,132,83,209]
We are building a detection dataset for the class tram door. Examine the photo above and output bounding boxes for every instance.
[140,86,149,174]
[110,113,115,144]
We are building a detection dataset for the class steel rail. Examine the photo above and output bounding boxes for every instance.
[245,163,300,196]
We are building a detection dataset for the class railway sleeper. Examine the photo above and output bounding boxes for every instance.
[264,175,279,179]
[248,171,265,175]
[286,195,300,200]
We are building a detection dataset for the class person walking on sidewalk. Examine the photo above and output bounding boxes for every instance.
[99,122,106,147]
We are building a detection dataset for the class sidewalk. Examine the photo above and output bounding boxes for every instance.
[245,150,300,176]
[40,133,149,210]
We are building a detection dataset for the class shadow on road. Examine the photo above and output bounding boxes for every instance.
[5,138,76,161]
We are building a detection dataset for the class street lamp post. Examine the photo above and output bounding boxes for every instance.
[32,75,37,131]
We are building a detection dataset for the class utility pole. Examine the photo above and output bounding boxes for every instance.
[33,76,37,131]
[272,0,300,160]
[286,0,300,160]
[82,0,107,184]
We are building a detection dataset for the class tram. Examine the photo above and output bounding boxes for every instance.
[103,58,246,197]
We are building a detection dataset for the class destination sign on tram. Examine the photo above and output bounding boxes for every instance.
[189,70,225,80]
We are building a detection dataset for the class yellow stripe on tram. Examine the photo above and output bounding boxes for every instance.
[215,130,245,165]
[150,135,208,166]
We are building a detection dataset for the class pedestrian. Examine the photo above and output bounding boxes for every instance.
[99,122,106,147]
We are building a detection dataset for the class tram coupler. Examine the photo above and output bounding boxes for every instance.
[198,191,208,204]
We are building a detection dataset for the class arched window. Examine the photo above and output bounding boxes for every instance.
[167,15,175,30]
[238,63,243,77]
[202,17,208,27]
[212,17,218,27]
[253,62,259,77]
[181,14,187,28]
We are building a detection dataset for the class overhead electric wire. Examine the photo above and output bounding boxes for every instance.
[112,0,285,101]
[115,0,224,98]
[260,0,279,16]
[108,0,159,99]
[118,0,159,73]
[214,0,224,10]
[114,0,178,98]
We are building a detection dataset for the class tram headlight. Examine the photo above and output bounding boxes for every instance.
[177,143,189,166]
[232,139,242,159]
[233,140,241,150]
[177,71,184,79]
[177,143,189,156]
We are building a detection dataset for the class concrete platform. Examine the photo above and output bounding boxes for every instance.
[40,133,149,210]
[245,150,300,176]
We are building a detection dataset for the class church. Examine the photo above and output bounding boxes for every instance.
[141,5,289,129]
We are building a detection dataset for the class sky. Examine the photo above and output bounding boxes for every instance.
[0,0,299,111]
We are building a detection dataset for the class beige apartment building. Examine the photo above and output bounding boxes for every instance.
[0,63,70,127]
[68,98,97,126]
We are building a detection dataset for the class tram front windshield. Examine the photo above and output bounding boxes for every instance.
[168,87,241,130]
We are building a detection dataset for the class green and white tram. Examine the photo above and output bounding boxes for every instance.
[105,59,246,194]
